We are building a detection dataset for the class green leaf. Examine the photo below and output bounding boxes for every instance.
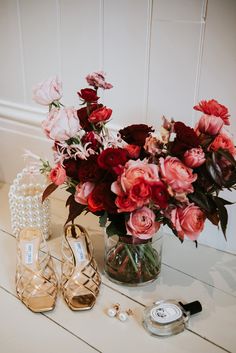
[205,158,222,186]
[66,194,74,207]
[65,198,86,225]
[216,148,236,167]
[212,196,228,240]
[42,183,58,203]
[214,196,234,206]
[99,211,108,228]
[106,221,125,237]
[66,186,76,194]
[188,192,213,213]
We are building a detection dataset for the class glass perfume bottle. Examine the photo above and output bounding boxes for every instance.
[143,299,202,336]
[8,165,51,240]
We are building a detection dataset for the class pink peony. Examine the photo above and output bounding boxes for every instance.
[126,207,160,240]
[170,204,206,241]
[183,147,206,168]
[195,114,223,136]
[33,77,62,105]
[75,182,95,205]
[42,107,80,141]
[210,133,236,156]
[194,99,230,125]
[86,71,113,90]
[159,156,197,195]
[49,163,66,185]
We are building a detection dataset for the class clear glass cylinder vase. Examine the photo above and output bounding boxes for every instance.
[104,230,163,286]
[8,166,51,240]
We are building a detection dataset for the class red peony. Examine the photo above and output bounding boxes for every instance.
[151,181,169,209]
[171,121,200,156]
[98,148,128,170]
[78,88,100,102]
[194,99,230,125]
[119,124,154,146]
[88,106,112,124]
[78,155,104,182]
[88,183,117,213]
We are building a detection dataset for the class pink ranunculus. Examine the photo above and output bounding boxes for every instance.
[49,163,66,185]
[33,77,62,105]
[210,133,236,156]
[183,147,206,168]
[170,204,206,241]
[159,156,197,194]
[119,159,160,193]
[86,71,113,90]
[126,207,160,240]
[195,114,223,136]
[42,107,80,141]
[75,182,95,205]
[88,106,112,124]
[194,99,230,125]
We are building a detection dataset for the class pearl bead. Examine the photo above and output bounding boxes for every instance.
[107,308,117,317]
[118,312,128,322]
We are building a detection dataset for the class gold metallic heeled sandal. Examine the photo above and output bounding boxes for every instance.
[61,224,101,311]
[16,228,58,312]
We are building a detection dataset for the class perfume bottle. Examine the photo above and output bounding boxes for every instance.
[143,299,202,336]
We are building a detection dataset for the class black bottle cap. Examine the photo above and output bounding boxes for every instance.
[179,301,202,316]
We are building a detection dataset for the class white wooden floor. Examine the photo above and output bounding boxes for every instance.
[0,182,235,353]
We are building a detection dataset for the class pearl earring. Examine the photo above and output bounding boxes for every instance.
[107,303,120,318]
[118,308,133,322]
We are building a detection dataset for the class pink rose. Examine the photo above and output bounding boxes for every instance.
[42,107,80,141]
[86,71,113,90]
[126,207,160,240]
[170,204,206,241]
[75,182,95,205]
[210,133,236,156]
[159,156,197,194]
[195,114,223,135]
[49,163,66,185]
[118,159,160,193]
[33,77,62,105]
[88,106,112,124]
[183,147,206,168]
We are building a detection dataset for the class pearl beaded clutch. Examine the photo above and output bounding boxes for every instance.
[8,167,51,240]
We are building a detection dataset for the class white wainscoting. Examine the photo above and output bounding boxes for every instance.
[0,0,236,252]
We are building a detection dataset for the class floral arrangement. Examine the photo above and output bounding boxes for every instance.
[35,73,236,240]
[35,72,236,282]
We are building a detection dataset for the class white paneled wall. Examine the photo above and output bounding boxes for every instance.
[0,0,236,252]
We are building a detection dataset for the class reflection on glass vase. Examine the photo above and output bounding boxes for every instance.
[104,230,163,286]
[8,166,51,240]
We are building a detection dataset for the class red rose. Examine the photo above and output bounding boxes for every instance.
[78,88,99,103]
[88,106,112,124]
[194,99,230,125]
[119,124,154,146]
[124,144,141,159]
[129,178,152,206]
[77,104,102,131]
[171,122,200,156]
[98,148,128,170]
[88,183,117,213]
[63,159,80,179]
[78,155,104,182]
[151,181,169,209]
[81,131,101,151]
[115,194,137,213]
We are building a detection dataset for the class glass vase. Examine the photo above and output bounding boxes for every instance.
[8,166,51,240]
[104,230,163,286]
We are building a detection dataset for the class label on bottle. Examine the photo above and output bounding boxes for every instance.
[74,241,86,262]
[25,243,34,265]
[150,303,182,324]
